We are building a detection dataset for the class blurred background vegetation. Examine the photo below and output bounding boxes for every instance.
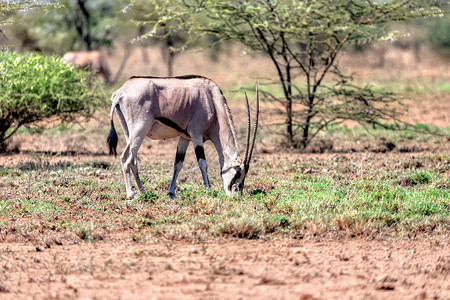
[0,0,449,152]
[2,1,448,62]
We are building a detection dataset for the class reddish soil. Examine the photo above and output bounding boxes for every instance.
[1,235,449,300]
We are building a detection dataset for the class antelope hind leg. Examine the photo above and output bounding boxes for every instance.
[120,143,135,199]
[122,134,146,199]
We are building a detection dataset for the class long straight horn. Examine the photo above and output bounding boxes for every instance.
[245,83,259,172]
[243,92,251,169]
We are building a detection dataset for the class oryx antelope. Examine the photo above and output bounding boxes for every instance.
[106,75,259,199]
[63,50,111,84]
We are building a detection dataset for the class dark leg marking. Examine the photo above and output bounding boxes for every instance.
[175,151,186,164]
[195,145,210,188]
[194,145,206,161]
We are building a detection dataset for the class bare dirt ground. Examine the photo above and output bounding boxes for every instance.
[1,235,449,300]
[1,45,449,299]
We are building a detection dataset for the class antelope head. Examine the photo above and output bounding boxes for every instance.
[222,85,259,195]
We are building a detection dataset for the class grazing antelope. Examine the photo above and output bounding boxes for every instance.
[106,75,259,199]
[63,50,111,84]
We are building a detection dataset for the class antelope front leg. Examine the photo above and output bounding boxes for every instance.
[167,137,190,199]
[193,140,210,189]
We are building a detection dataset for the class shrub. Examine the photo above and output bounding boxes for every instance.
[0,51,106,151]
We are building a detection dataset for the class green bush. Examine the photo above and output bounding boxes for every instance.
[0,51,106,151]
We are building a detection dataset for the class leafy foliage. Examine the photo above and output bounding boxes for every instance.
[0,0,47,42]
[134,0,443,148]
[5,0,121,54]
[0,0,40,24]
[0,51,106,151]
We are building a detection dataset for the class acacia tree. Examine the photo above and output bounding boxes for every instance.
[133,0,443,148]
[0,0,44,39]
[6,0,119,54]
[127,0,187,76]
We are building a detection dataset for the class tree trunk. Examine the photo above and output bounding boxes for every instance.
[286,98,294,145]
[138,25,149,63]
[167,51,174,77]
[300,115,311,149]
[0,127,7,152]
[166,33,174,76]
[285,58,294,145]
[300,97,314,149]
[76,0,92,51]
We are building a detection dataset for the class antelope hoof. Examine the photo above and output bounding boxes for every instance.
[167,191,177,199]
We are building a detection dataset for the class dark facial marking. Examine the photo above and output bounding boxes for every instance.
[155,117,190,138]
[194,146,206,162]
[228,169,242,191]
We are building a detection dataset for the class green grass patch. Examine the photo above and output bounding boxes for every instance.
[0,153,448,241]
[437,83,450,93]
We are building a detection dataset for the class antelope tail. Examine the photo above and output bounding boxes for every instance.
[106,91,120,156]
[107,120,118,156]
